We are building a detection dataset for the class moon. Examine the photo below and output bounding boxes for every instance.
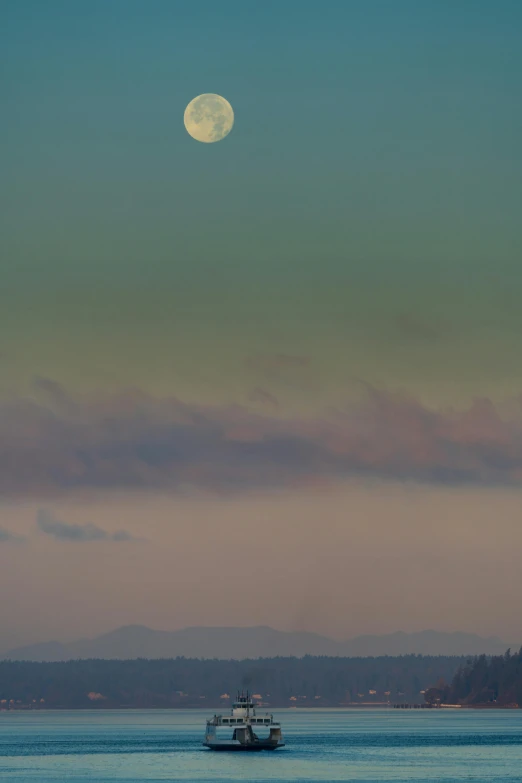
[184,94,234,143]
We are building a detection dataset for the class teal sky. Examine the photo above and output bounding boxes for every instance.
[2,0,522,408]
[1,2,522,647]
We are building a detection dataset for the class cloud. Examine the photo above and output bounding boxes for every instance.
[0,527,24,543]
[31,375,78,416]
[36,509,141,542]
[2,378,522,499]
[247,387,279,411]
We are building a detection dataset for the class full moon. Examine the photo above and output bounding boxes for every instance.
[183,94,234,143]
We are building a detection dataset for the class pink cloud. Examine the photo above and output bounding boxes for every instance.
[2,379,522,499]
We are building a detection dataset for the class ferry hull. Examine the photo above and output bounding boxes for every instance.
[203,741,285,751]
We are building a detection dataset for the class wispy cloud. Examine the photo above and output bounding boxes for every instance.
[36,509,141,542]
[2,378,522,499]
[0,527,24,543]
[247,387,279,411]
[31,375,78,416]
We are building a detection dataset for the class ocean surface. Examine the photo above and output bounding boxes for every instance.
[1,708,521,782]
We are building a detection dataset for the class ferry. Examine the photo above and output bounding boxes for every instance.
[203,690,285,751]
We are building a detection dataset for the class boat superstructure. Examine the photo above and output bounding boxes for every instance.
[203,690,285,751]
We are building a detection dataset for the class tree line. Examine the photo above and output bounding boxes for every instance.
[0,654,463,709]
[425,647,522,707]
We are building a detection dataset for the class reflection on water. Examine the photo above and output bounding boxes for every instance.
[1,708,521,782]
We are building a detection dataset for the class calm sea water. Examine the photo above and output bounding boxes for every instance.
[1,708,521,782]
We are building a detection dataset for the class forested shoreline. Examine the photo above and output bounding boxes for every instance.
[1,655,462,709]
[3,649,521,710]
[426,647,522,707]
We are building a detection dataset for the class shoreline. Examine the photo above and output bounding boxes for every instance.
[1,704,519,712]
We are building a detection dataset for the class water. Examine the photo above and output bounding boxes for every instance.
[1,708,521,782]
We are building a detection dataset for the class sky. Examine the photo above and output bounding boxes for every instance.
[1,0,522,651]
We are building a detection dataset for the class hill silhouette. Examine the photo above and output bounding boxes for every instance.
[2,625,512,661]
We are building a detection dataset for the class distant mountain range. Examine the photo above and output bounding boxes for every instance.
[1,625,513,661]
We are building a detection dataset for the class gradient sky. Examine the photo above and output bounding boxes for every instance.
[1,1,522,650]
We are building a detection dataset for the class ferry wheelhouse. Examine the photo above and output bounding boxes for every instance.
[203,690,285,751]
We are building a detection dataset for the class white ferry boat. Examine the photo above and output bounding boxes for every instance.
[203,690,285,751]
